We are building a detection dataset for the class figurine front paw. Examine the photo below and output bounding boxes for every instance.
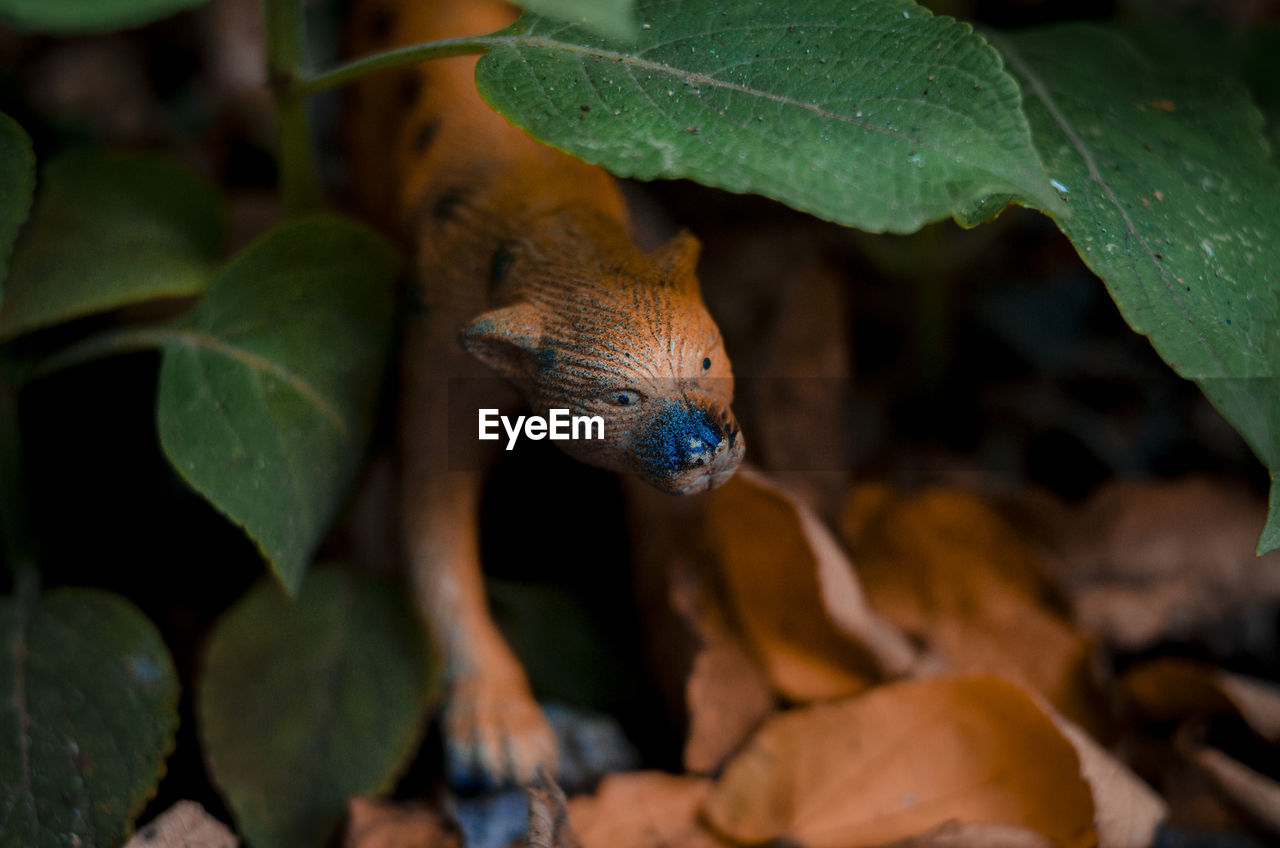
[444,671,559,788]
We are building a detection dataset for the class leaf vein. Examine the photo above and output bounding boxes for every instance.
[169,330,349,435]
[997,36,1223,376]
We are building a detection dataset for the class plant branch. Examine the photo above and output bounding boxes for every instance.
[26,326,184,383]
[298,37,497,98]
[263,0,322,214]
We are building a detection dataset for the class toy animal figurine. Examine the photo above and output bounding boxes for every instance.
[346,0,745,785]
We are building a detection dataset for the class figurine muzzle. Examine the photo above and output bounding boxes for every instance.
[636,398,745,494]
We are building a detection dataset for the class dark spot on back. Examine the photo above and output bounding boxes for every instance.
[490,242,517,290]
[410,118,440,155]
[366,8,395,40]
[432,188,468,224]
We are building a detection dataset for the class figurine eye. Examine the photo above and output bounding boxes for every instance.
[607,389,642,407]
[702,357,712,371]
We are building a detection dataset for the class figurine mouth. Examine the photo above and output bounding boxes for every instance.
[634,398,745,495]
[675,465,738,494]
[667,432,745,494]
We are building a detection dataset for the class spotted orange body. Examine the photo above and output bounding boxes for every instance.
[347,0,744,786]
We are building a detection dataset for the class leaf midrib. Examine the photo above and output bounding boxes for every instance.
[162,328,348,435]
[479,26,1059,219]
[996,34,1225,378]
[493,33,963,146]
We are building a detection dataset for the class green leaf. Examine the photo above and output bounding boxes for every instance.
[198,568,437,848]
[0,0,210,33]
[0,151,224,341]
[156,215,399,592]
[0,114,35,300]
[1266,476,1280,554]
[476,0,1064,234]
[998,25,1280,553]
[0,585,179,848]
[514,0,637,41]
[1113,23,1280,160]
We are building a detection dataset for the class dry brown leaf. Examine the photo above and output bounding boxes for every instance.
[839,484,1100,729]
[1128,739,1246,834]
[1122,658,1280,743]
[344,796,461,848]
[705,468,918,702]
[670,564,776,775]
[1188,745,1280,836]
[684,638,776,776]
[871,821,1056,848]
[567,772,729,848]
[124,801,238,848]
[1046,478,1280,651]
[702,674,1096,848]
[1048,712,1167,848]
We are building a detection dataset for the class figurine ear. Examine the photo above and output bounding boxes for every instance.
[460,303,544,380]
[651,230,702,292]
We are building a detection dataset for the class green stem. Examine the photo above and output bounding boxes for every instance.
[263,0,322,214]
[298,37,497,98]
[276,94,322,214]
[26,326,180,383]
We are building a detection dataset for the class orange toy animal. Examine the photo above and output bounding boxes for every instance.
[347,0,745,786]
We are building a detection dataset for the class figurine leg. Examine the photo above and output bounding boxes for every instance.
[400,329,556,787]
[406,468,558,787]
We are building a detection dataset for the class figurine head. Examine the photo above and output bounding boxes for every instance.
[461,230,744,494]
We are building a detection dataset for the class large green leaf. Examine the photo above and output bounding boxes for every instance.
[0,151,224,341]
[1113,24,1280,159]
[156,215,399,592]
[0,587,179,848]
[515,0,636,41]
[997,26,1280,553]
[198,568,437,848]
[0,114,35,299]
[475,0,1064,234]
[0,0,209,33]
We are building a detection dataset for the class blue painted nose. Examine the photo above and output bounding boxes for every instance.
[639,400,729,475]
